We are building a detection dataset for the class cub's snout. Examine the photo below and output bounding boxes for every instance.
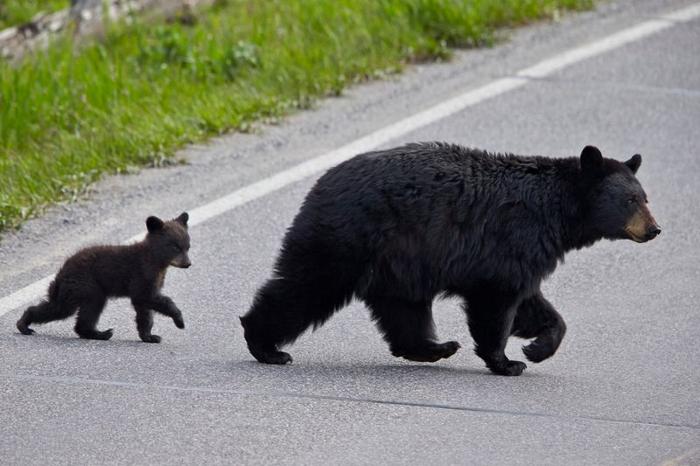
[171,254,192,268]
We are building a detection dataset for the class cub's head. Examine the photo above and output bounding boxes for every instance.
[145,212,192,268]
[579,146,660,243]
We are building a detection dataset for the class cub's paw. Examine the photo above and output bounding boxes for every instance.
[140,334,162,344]
[16,320,35,335]
[489,360,527,376]
[522,340,554,363]
[173,315,185,329]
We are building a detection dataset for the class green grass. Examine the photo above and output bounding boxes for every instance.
[0,0,68,29]
[0,0,593,231]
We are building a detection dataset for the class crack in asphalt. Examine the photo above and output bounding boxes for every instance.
[6,373,699,431]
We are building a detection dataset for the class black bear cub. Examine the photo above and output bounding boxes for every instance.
[241,144,661,375]
[17,213,191,343]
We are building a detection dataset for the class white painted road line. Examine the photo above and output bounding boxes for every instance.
[1,2,699,317]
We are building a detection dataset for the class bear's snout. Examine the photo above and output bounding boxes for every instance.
[644,224,661,241]
[171,254,192,268]
[625,204,660,243]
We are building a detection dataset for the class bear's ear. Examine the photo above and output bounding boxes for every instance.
[580,145,604,177]
[175,212,189,228]
[625,154,642,174]
[146,216,164,233]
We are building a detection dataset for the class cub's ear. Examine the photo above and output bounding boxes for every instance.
[175,212,189,228]
[146,216,164,233]
[580,145,604,177]
[625,154,642,174]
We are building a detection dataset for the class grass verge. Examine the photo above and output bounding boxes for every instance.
[0,0,67,30]
[0,0,593,231]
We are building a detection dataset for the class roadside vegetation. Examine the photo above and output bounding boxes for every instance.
[0,0,66,29]
[0,0,593,231]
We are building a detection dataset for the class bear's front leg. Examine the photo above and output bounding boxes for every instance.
[150,294,185,329]
[511,291,566,363]
[132,302,161,343]
[463,290,526,376]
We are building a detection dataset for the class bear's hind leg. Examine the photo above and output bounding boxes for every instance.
[463,289,526,376]
[17,299,78,335]
[241,277,353,365]
[74,295,113,340]
[511,291,566,363]
[240,279,293,365]
[366,295,460,363]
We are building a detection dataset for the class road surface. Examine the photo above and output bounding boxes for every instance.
[1,0,698,464]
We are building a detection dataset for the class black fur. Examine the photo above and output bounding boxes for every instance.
[240,143,660,375]
[17,213,191,343]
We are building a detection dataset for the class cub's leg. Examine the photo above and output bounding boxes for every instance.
[463,287,526,376]
[150,295,185,329]
[17,299,78,335]
[74,294,113,340]
[511,291,566,363]
[132,302,160,343]
[365,295,460,363]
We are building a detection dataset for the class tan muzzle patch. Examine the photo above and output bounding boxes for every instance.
[624,204,659,242]
[171,253,192,268]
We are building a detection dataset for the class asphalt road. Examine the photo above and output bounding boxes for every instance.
[1,0,699,464]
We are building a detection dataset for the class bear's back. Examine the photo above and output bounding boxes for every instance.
[306,143,548,226]
[56,244,142,297]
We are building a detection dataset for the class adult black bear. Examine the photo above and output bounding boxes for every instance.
[241,144,660,375]
[17,213,191,343]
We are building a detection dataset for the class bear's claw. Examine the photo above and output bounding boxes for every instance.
[254,349,293,365]
[16,320,35,335]
[489,360,527,376]
[246,342,293,365]
[522,341,553,363]
[77,328,114,341]
[140,334,161,343]
[174,317,185,329]
[395,340,461,363]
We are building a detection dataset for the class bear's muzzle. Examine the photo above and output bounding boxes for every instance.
[624,204,660,243]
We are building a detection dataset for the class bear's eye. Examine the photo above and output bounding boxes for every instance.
[171,243,181,252]
[626,198,636,205]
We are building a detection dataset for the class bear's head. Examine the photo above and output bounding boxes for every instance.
[145,212,192,268]
[579,146,660,243]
